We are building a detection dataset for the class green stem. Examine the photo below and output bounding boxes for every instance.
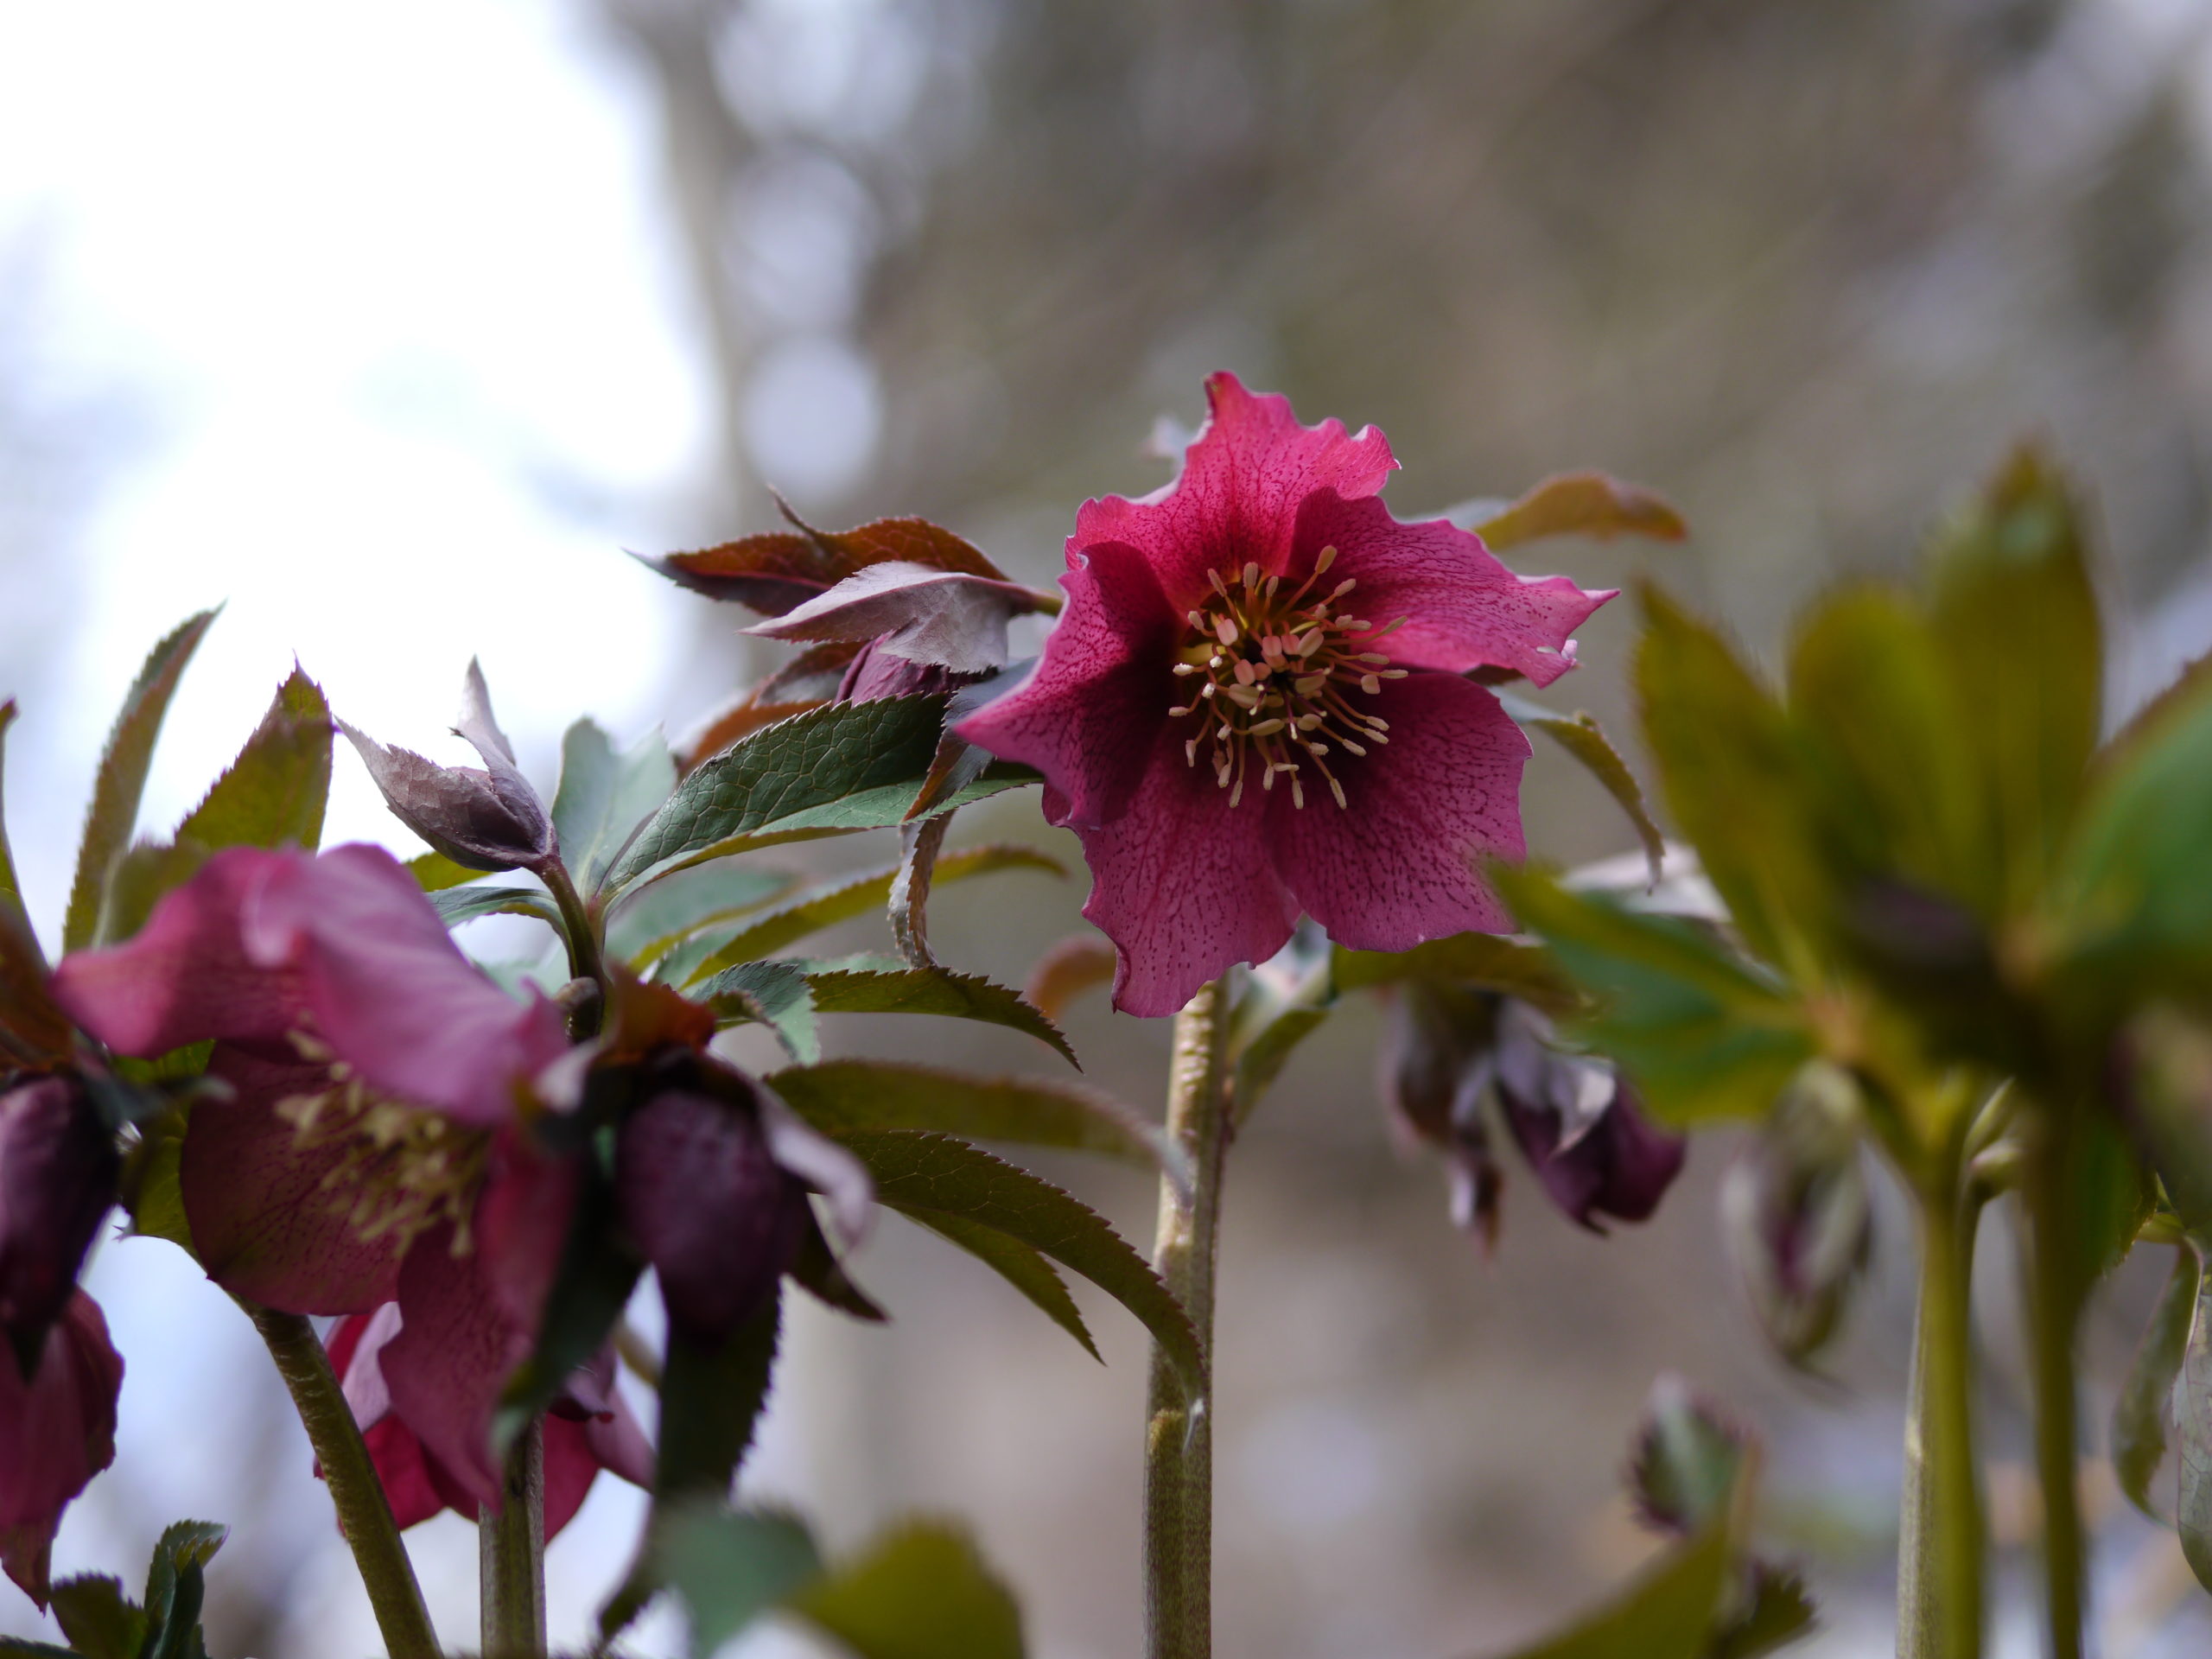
[238,1301,441,1659]
[1897,1166,1985,1659]
[1145,976,1231,1659]
[538,859,607,1033]
[2024,1125,2087,1659]
[480,1416,547,1658]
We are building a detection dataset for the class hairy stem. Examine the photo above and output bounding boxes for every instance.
[1897,1164,1986,1659]
[1145,976,1231,1659]
[238,1301,441,1659]
[480,1416,547,1658]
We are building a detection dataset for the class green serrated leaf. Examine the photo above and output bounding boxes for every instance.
[1712,1566,1817,1659]
[605,862,794,968]
[64,610,219,954]
[1471,1518,1732,1659]
[125,1109,199,1259]
[836,1130,1203,1395]
[1630,1382,1745,1536]
[406,849,484,892]
[93,840,209,948]
[0,1639,80,1656]
[789,1520,1026,1659]
[1498,692,1665,882]
[791,1206,888,1321]
[699,959,819,1064]
[429,882,563,932]
[604,696,950,894]
[657,1504,823,1659]
[1492,868,1811,1127]
[807,969,1076,1066]
[140,1519,225,1659]
[175,668,334,853]
[551,719,677,895]
[767,1060,1168,1172]
[2114,1243,2201,1520]
[1332,931,1581,1015]
[905,1209,1098,1362]
[683,845,1061,983]
[48,1573,148,1659]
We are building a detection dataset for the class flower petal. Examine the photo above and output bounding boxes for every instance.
[382,1223,529,1512]
[1073,373,1397,607]
[1266,672,1528,950]
[952,541,1178,828]
[1293,492,1613,687]
[248,845,569,1127]
[179,1050,407,1313]
[52,848,305,1057]
[1059,730,1300,1017]
[0,1077,118,1374]
[0,1292,121,1606]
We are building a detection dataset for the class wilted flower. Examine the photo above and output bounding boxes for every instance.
[326,1300,652,1536]
[955,372,1613,1015]
[1381,984,1684,1241]
[0,1076,118,1376]
[0,1290,122,1605]
[339,662,556,874]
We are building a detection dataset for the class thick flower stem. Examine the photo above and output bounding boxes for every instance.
[1897,1160,1985,1659]
[238,1301,441,1659]
[2023,1121,2088,1659]
[539,859,608,1031]
[1145,976,1231,1659]
[480,1417,547,1658]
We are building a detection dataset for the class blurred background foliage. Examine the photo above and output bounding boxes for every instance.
[6,0,2212,1655]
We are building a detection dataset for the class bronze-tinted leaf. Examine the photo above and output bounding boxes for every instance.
[1471,472,1688,553]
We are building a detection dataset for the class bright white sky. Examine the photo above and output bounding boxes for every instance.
[0,3,824,1653]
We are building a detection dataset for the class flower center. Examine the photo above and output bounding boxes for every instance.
[277,1039,493,1256]
[1167,544,1408,809]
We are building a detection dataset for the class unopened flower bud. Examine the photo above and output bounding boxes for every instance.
[1492,1001,1686,1233]
[0,1077,119,1377]
[340,660,555,873]
[836,637,978,703]
[1721,1062,1872,1369]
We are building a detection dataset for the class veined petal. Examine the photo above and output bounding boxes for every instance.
[382,1222,530,1512]
[180,1050,406,1314]
[1293,492,1613,686]
[1073,373,1397,607]
[1267,673,1528,950]
[952,540,1179,828]
[1064,729,1300,1017]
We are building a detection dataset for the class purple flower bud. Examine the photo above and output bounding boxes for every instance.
[1376,982,1505,1246]
[616,1075,810,1344]
[836,637,980,704]
[339,661,555,873]
[0,1077,118,1377]
[1492,1003,1685,1232]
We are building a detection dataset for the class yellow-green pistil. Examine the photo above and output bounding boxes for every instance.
[1168,544,1408,809]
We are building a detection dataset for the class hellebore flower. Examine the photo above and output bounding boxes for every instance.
[1379,985,1684,1241]
[954,372,1614,1015]
[0,1076,119,1376]
[0,1290,122,1605]
[338,662,556,874]
[326,1300,652,1537]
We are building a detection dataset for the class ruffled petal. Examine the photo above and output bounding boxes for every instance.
[1061,729,1300,1017]
[51,849,305,1057]
[1266,673,1528,950]
[247,846,569,1128]
[0,1292,122,1606]
[1292,492,1613,687]
[1072,373,1397,607]
[179,1049,405,1313]
[951,541,1178,829]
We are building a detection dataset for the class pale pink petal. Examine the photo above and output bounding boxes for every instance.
[52,849,304,1057]
[1291,493,1613,687]
[1073,373,1398,607]
[952,541,1179,828]
[1063,732,1300,1017]
[1266,673,1529,949]
[180,1050,405,1314]
[328,1305,404,1430]
[248,845,569,1127]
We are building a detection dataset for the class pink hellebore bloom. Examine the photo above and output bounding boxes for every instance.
[0,1290,122,1605]
[50,845,603,1515]
[326,1301,652,1537]
[955,373,1615,1015]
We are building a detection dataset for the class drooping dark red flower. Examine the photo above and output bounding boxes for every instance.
[0,1290,122,1605]
[955,372,1614,1015]
[0,1077,118,1377]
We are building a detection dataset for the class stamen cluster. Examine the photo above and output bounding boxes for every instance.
[1167,544,1408,809]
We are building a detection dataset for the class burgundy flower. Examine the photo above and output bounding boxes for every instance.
[0,1077,118,1376]
[0,1290,122,1605]
[326,1299,652,1536]
[955,373,1613,1015]
[1491,1002,1685,1233]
